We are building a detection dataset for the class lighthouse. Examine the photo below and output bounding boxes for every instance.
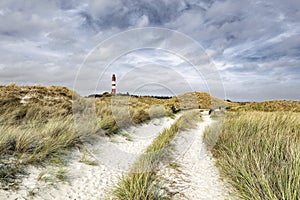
[111,74,116,95]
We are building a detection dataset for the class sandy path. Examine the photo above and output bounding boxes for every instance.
[158,112,231,199]
[0,115,179,200]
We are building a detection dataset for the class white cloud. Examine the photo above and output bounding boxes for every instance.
[136,15,150,28]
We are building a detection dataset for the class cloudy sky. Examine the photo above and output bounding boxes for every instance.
[0,0,299,101]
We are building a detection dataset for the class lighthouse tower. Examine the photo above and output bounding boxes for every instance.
[111,74,116,95]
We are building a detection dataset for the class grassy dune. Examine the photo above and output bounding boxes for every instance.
[0,85,79,188]
[0,84,73,124]
[2,84,299,199]
[232,100,300,112]
[204,111,300,199]
[0,85,175,162]
[0,85,167,188]
[175,92,228,109]
[112,110,202,199]
[0,84,218,189]
[94,95,174,135]
[0,85,79,160]
[89,91,223,135]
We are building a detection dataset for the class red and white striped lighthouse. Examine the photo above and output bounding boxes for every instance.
[111,74,116,95]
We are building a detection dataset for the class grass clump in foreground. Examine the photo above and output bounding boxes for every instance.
[0,85,98,189]
[0,116,84,189]
[112,110,202,200]
[204,111,300,200]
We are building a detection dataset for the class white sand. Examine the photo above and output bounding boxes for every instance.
[157,112,232,199]
[20,95,31,104]
[0,115,179,200]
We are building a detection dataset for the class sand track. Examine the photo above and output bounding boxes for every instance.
[158,113,232,199]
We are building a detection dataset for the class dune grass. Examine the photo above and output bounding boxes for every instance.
[0,84,223,190]
[0,116,82,189]
[232,100,300,112]
[93,95,175,135]
[112,110,202,200]
[204,111,300,200]
[0,85,79,188]
[0,84,174,189]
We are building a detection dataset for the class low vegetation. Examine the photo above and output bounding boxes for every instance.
[232,100,300,112]
[3,83,299,199]
[91,91,223,135]
[112,110,202,199]
[0,84,73,124]
[0,84,224,190]
[92,95,174,135]
[175,92,228,109]
[204,111,300,199]
[37,167,68,183]
[0,84,78,188]
[0,85,211,189]
[0,85,162,188]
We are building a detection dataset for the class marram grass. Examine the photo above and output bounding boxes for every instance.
[0,84,173,188]
[204,111,300,200]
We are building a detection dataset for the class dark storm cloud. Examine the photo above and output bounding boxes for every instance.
[0,0,299,100]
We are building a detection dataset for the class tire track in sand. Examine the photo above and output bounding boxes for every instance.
[157,112,233,200]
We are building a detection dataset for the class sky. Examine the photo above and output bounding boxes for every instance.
[0,0,299,101]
